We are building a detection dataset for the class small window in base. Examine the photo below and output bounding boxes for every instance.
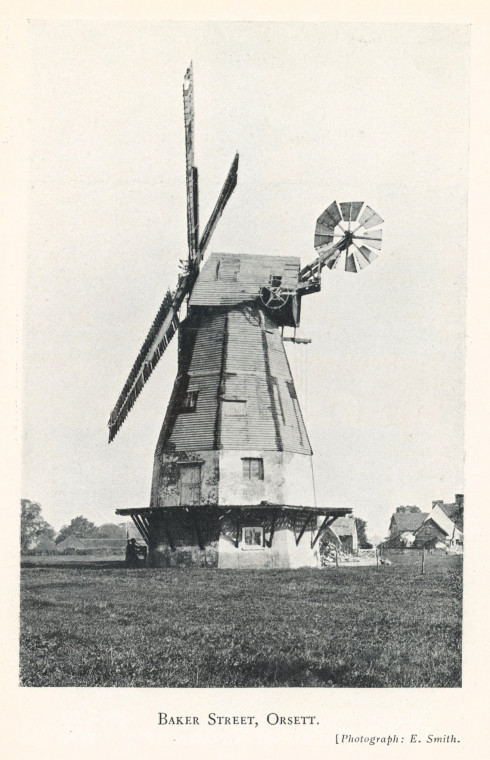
[242,527,264,550]
[181,390,199,412]
[242,457,264,480]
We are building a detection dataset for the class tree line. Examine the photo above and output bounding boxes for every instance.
[21,499,373,549]
[20,499,128,549]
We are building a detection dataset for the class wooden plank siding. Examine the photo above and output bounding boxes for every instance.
[167,311,225,451]
[160,304,310,455]
[189,251,300,308]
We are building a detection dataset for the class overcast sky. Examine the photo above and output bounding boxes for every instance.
[22,21,469,539]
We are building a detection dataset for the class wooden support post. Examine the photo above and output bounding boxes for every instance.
[140,515,151,537]
[139,515,151,545]
[421,548,426,575]
[312,515,330,548]
[132,514,150,545]
[335,546,339,570]
[163,512,175,552]
[312,514,338,548]
[235,515,240,548]
[267,511,277,548]
[376,547,379,570]
[296,514,311,546]
[190,509,205,550]
[130,515,140,538]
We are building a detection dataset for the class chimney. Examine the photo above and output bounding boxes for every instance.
[455,494,464,507]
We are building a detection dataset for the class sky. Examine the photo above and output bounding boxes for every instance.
[21,21,469,540]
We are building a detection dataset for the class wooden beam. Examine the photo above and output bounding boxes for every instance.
[140,514,151,538]
[235,516,241,548]
[311,515,337,548]
[267,511,278,548]
[131,514,150,545]
[295,514,312,546]
[261,322,283,451]
[130,515,143,540]
[214,312,228,449]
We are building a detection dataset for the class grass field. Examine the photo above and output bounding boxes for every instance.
[19,554,462,688]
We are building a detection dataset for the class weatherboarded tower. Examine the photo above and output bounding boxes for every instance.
[111,65,383,568]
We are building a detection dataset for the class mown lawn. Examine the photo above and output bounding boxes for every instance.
[19,556,462,688]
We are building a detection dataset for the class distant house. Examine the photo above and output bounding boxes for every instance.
[55,535,86,553]
[329,515,359,554]
[56,536,127,555]
[414,495,464,552]
[386,506,428,547]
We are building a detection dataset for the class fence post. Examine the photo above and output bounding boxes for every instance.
[335,546,339,570]
[421,548,426,575]
[376,547,379,570]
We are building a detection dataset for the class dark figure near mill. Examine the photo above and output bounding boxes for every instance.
[125,538,147,568]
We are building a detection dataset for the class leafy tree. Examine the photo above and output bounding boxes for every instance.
[92,523,126,539]
[20,499,55,550]
[55,515,96,544]
[355,517,372,549]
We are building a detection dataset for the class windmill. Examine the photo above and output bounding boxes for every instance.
[112,64,383,568]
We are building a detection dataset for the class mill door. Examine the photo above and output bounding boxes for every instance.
[179,464,201,506]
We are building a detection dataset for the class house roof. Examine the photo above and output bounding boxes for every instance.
[56,535,86,549]
[424,505,463,538]
[78,538,127,549]
[440,502,464,530]
[189,252,300,308]
[390,512,428,533]
[330,516,357,537]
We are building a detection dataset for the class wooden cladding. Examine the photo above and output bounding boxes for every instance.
[162,305,311,455]
[189,251,300,309]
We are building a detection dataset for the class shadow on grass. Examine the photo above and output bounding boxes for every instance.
[227,657,383,688]
[21,559,127,570]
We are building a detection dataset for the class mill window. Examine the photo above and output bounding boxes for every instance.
[179,463,201,506]
[242,527,264,550]
[242,457,264,480]
[181,390,199,412]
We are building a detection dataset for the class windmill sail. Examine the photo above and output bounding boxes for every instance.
[108,275,189,442]
[198,152,239,263]
[357,205,384,230]
[183,63,199,263]
[109,64,240,443]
